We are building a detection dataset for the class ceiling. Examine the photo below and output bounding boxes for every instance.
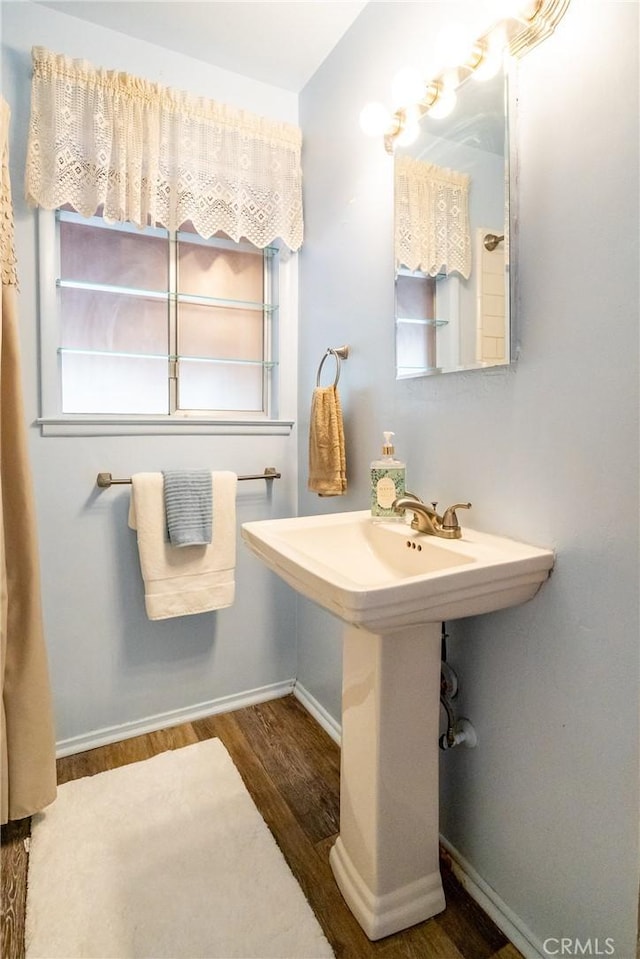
[37,1,368,92]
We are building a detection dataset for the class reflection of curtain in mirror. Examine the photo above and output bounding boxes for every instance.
[1,97,57,823]
[394,155,471,280]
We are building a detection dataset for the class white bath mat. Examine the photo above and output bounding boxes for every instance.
[25,738,335,958]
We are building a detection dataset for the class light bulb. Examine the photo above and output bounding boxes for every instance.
[427,86,457,120]
[359,102,393,137]
[391,66,425,109]
[436,22,478,68]
[472,50,503,82]
[486,0,539,21]
[395,121,421,147]
[395,107,422,147]
[472,30,505,81]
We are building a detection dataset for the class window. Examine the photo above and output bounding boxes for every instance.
[47,209,280,423]
[395,269,441,376]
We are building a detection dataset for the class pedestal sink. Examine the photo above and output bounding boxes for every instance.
[241,510,554,939]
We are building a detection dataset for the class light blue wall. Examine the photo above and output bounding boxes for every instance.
[299,0,639,954]
[2,2,301,748]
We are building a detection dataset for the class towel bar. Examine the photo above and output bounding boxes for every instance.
[96,467,281,488]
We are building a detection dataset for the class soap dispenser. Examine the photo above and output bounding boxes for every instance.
[370,431,406,521]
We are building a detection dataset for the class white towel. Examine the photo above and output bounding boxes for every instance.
[128,471,237,620]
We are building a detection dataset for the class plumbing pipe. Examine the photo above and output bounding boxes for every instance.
[439,630,477,750]
[440,687,457,747]
[439,718,478,750]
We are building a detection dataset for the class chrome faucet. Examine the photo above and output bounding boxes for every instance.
[392,496,472,539]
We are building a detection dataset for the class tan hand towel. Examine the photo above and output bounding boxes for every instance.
[308,385,347,496]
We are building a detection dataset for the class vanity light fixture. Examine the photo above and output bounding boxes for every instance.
[359,0,571,153]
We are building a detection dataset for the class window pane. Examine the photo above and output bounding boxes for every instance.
[177,359,263,412]
[61,353,168,414]
[396,273,436,373]
[178,303,263,362]
[397,321,435,375]
[60,221,169,291]
[60,289,169,414]
[396,273,435,320]
[178,240,264,303]
[60,289,169,354]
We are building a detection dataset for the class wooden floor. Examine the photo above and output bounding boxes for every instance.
[1,694,523,959]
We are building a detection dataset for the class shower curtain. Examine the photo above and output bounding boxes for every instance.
[0,96,56,823]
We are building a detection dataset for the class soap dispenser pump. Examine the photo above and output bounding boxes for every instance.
[370,431,406,521]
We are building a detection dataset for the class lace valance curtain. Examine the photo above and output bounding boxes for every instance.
[1,101,17,288]
[25,47,303,250]
[394,155,471,279]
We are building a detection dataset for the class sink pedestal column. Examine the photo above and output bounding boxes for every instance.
[329,621,446,940]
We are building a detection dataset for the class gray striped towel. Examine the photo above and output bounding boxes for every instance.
[162,470,212,547]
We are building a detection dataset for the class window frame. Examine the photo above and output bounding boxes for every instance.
[37,209,295,436]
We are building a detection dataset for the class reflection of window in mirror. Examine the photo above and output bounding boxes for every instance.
[396,270,450,377]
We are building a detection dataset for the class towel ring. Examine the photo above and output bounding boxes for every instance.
[316,345,349,388]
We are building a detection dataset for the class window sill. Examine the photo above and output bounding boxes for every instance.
[37,416,295,437]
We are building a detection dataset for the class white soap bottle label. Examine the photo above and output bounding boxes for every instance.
[376,475,397,509]
[370,466,405,518]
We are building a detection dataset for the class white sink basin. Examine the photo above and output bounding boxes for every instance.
[241,509,554,630]
[242,509,554,940]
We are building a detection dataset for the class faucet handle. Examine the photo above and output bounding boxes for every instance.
[441,502,472,530]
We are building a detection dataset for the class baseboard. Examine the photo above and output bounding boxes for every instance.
[56,679,296,757]
[439,835,545,959]
[293,681,342,745]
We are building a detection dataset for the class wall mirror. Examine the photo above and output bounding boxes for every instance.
[394,66,510,378]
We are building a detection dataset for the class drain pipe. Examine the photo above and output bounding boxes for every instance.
[440,623,478,750]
